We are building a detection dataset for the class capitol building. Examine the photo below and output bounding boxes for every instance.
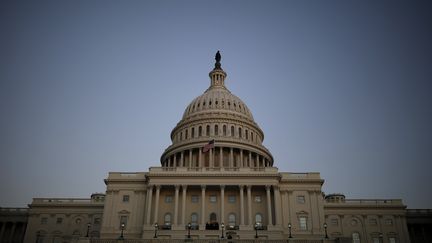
[1,52,430,243]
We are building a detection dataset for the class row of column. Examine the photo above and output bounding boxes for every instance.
[144,184,282,227]
[0,222,25,243]
[163,147,270,168]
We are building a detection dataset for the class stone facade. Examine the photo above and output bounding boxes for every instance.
[1,53,423,243]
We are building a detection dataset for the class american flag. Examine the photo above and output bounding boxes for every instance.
[202,139,215,153]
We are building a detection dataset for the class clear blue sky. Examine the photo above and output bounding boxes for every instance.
[1,1,431,208]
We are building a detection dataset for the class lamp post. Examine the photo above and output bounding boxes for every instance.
[86,223,91,237]
[288,223,292,238]
[254,222,259,239]
[154,223,159,238]
[221,222,225,239]
[187,222,191,239]
[35,232,40,243]
[379,233,383,243]
[119,223,125,239]
[324,223,328,239]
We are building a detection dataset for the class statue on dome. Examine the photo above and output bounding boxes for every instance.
[215,51,221,63]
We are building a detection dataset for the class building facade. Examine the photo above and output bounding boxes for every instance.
[2,52,424,243]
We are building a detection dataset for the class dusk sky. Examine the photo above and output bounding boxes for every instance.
[1,1,431,209]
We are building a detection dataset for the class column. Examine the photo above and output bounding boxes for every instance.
[201,185,206,228]
[262,156,265,167]
[168,157,171,167]
[146,185,153,225]
[198,148,202,168]
[256,154,259,168]
[181,185,187,225]
[180,151,184,167]
[229,148,233,168]
[220,185,225,223]
[274,186,282,226]
[189,149,193,168]
[266,185,273,226]
[247,185,252,225]
[153,185,161,224]
[240,149,243,167]
[219,147,223,168]
[239,185,245,225]
[173,154,177,168]
[248,152,252,167]
[8,223,16,243]
[0,222,6,242]
[210,148,213,168]
[174,185,180,225]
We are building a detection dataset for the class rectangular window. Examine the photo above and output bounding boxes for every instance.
[297,196,305,204]
[209,195,217,203]
[120,216,128,228]
[254,196,262,203]
[228,195,236,203]
[56,218,63,224]
[372,238,380,243]
[122,195,130,202]
[191,195,199,203]
[389,237,396,243]
[299,217,307,230]
[331,218,338,226]
[165,195,173,203]
[41,217,48,224]
[385,219,393,225]
[369,218,378,225]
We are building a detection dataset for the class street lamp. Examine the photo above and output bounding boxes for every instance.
[154,223,159,238]
[288,223,292,238]
[119,223,125,239]
[86,223,91,237]
[187,222,191,239]
[221,222,225,239]
[379,233,383,243]
[324,223,328,239]
[35,232,40,243]
[254,222,259,239]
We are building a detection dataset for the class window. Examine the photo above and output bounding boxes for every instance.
[245,129,248,140]
[352,232,360,243]
[297,196,305,204]
[164,213,172,225]
[299,217,307,230]
[191,127,195,138]
[215,125,218,136]
[206,125,210,136]
[122,195,129,202]
[228,213,236,226]
[209,195,217,203]
[185,129,188,139]
[94,218,101,225]
[223,125,227,136]
[254,195,262,203]
[165,195,173,203]
[372,238,380,243]
[369,218,378,225]
[41,217,48,224]
[191,213,198,225]
[120,216,127,228]
[331,218,338,226]
[239,128,242,138]
[191,195,199,203]
[231,126,234,137]
[56,218,63,224]
[199,126,202,137]
[255,213,262,224]
[389,237,396,243]
[228,195,236,203]
[385,219,393,225]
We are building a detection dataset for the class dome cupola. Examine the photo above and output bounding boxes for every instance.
[161,52,273,170]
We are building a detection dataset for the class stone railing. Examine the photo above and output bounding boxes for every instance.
[90,240,332,243]
[149,167,278,173]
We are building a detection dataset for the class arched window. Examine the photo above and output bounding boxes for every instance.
[199,126,202,137]
[352,232,360,243]
[164,213,172,225]
[299,216,307,230]
[206,125,210,136]
[231,126,235,137]
[191,213,198,226]
[185,129,188,139]
[255,213,262,224]
[239,128,242,139]
[180,132,183,141]
[245,129,248,140]
[191,127,195,138]
[228,213,236,226]
[251,132,254,142]
[215,125,218,136]
[223,125,227,136]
